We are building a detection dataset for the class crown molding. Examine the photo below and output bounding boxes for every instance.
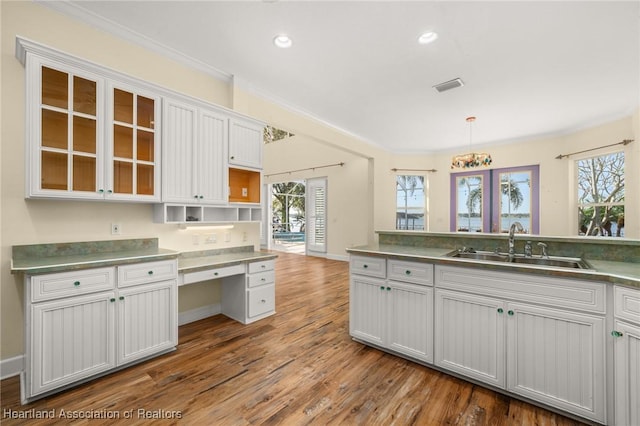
[36,0,233,84]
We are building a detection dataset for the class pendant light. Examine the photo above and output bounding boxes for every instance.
[451,116,492,169]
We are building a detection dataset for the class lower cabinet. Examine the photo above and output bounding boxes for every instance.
[434,265,606,424]
[221,259,276,324]
[612,286,640,425]
[23,260,177,403]
[350,256,433,363]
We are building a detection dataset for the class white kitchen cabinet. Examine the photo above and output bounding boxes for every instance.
[434,289,505,388]
[162,98,227,205]
[23,259,177,403]
[349,256,434,363]
[21,47,161,202]
[229,118,263,169]
[221,259,276,324]
[612,286,640,426]
[434,265,606,424]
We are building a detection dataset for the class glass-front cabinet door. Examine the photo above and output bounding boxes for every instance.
[106,83,161,201]
[28,57,105,199]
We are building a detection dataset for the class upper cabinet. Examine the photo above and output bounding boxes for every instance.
[229,118,263,169]
[19,39,161,202]
[162,98,228,205]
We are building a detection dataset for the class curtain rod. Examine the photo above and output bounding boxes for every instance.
[555,139,633,159]
[264,162,345,178]
[391,168,437,173]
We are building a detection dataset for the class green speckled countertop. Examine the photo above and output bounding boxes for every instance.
[11,240,276,276]
[347,242,640,289]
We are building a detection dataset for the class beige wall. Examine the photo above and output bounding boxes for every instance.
[2,1,638,367]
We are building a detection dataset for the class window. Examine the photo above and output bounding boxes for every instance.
[451,165,539,234]
[577,152,625,237]
[396,175,425,230]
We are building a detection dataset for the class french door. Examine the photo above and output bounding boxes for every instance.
[306,177,327,255]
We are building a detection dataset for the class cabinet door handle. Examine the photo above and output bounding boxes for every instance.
[497,308,504,314]
[611,330,624,338]
[73,281,80,286]
[507,310,514,316]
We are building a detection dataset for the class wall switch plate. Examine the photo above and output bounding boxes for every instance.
[242,187,248,197]
[205,233,217,244]
[224,233,231,242]
[111,223,121,235]
[192,234,200,245]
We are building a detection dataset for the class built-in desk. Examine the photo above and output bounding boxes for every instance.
[178,247,278,324]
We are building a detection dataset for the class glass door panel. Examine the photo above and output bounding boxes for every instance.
[113,125,133,158]
[498,171,532,234]
[113,89,133,124]
[42,110,68,149]
[114,161,133,194]
[41,152,68,190]
[137,164,154,195]
[455,174,484,232]
[73,116,96,153]
[73,76,96,115]
[42,67,67,109]
[137,96,154,129]
[137,130,154,162]
[72,156,96,192]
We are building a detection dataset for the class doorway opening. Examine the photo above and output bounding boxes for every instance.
[271,181,306,254]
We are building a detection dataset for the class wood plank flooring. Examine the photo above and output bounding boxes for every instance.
[1,252,586,425]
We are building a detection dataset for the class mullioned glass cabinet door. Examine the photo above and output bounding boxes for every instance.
[106,82,161,201]
[27,57,105,199]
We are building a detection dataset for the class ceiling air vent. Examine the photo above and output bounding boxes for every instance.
[433,78,464,93]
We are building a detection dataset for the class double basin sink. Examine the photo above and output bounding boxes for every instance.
[446,250,593,270]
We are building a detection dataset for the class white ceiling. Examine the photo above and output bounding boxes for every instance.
[48,1,639,153]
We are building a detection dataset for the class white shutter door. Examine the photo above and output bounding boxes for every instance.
[306,177,327,254]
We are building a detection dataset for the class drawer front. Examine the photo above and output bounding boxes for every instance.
[248,270,275,288]
[388,260,433,285]
[181,264,245,286]
[435,265,606,314]
[118,259,177,288]
[248,285,275,318]
[31,267,115,302]
[248,260,275,274]
[615,285,640,325]
[350,255,386,278]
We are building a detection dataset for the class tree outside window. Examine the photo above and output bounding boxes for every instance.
[577,152,625,237]
[396,175,425,230]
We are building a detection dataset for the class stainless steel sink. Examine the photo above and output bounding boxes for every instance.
[445,250,593,270]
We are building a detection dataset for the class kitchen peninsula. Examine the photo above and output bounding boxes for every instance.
[347,230,640,425]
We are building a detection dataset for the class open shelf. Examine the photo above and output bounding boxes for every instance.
[153,204,261,224]
[229,167,261,203]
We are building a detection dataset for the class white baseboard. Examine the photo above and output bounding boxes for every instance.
[327,253,349,262]
[1,355,24,380]
[178,303,221,326]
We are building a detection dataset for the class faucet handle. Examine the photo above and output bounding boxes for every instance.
[537,242,549,258]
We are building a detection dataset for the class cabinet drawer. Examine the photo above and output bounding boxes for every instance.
[435,265,606,313]
[31,267,115,302]
[181,264,245,286]
[615,285,640,325]
[350,255,386,278]
[248,285,275,318]
[248,270,275,288]
[388,260,433,285]
[248,260,275,274]
[118,259,177,288]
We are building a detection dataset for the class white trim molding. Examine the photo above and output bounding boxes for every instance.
[1,355,25,380]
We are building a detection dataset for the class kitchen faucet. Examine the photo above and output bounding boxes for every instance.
[508,222,524,258]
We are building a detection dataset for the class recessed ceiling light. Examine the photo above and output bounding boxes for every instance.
[418,32,439,45]
[273,34,293,48]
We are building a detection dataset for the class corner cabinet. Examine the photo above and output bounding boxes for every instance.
[349,255,434,363]
[22,259,177,403]
[19,40,161,202]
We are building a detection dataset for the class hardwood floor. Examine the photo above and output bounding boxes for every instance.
[1,252,586,425]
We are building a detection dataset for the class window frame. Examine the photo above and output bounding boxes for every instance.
[396,174,426,231]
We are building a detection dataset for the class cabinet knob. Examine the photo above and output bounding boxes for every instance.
[194,195,199,199]
[199,195,204,199]
[73,281,80,286]
[107,189,113,194]
[380,286,385,290]
[261,278,266,281]
[119,296,125,301]
[405,270,411,275]
[507,310,514,316]
[148,271,153,275]
[611,330,624,338]
[260,299,266,303]
[110,298,116,302]
[230,155,235,160]
[497,308,504,314]
[386,287,391,291]
[363,264,368,269]
[98,189,104,194]
[214,272,219,276]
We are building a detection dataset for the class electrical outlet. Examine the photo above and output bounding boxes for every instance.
[242,187,248,197]
[205,233,217,244]
[224,233,231,242]
[111,223,121,235]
